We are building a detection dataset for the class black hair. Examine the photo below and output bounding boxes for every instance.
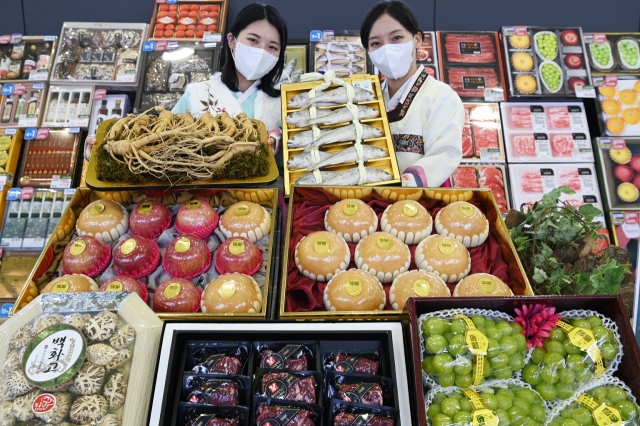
[221,3,288,98]
[360,1,422,48]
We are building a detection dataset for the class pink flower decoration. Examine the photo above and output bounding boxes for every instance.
[515,303,562,349]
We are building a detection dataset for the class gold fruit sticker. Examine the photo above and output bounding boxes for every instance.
[346,278,363,296]
[120,239,137,254]
[555,320,606,376]
[229,239,245,255]
[51,281,69,293]
[70,240,86,256]
[454,314,488,385]
[403,202,418,217]
[138,202,153,215]
[376,235,392,250]
[218,282,236,299]
[106,281,123,292]
[459,203,475,217]
[0,135,11,151]
[342,202,358,216]
[186,200,200,210]
[413,279,431,296]
[314,238,329,254]
[234,204,250,216]
[578,394,623,426]
[472,408,499,426]
[439,240,455,255]
[89,203,105,215]
[175,237,191,253]
[477,278,496,293]
[164,283,182,299]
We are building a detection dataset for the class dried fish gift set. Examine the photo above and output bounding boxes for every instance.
[282,74,400,196]
[51,23,147,85]
[0,291,162,425]
[584,33,640,75]
[135,41,220,112]
[501,26,592,97]
[312,32,369,77]
[149,1,227,40]
[0,35,57,82]
[0,82,47,128]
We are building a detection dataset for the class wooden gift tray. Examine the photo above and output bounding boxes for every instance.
[279,186,533,321]
[11,188,278,321]
[85,118,279,190]
[280,74,401,197]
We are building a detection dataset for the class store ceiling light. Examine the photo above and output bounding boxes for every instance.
[162,48,195,61]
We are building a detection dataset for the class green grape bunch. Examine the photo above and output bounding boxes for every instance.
[427,385,547,426]
[522,315,621,402]
[541,62,563,92]
[548,383,640,426]
[536,32,559,60]
[420,313,527,388]
[618,40,640,68]
[589,43,613,67]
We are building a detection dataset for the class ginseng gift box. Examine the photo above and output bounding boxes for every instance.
[437,31,507,102]
[279,186,532,321]
[148,322,412,426]
[10,188,278,321]
[406,295,640,426]
[501,101,594,163]
[501,26,592,98]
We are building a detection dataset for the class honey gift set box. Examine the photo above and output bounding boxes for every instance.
[10,188,279,321]
[406,296,640,426]
[0,291,162,425]
[279,186,532,321]
[148,322,411,426]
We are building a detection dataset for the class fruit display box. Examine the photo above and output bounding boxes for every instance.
[0,291,163,425]
[501,26,592,98]
[149,0,228,42]
[508,163,606,224]
[500,101,594,163]
[406,295,640,426]
[451,164,510,214]
[148,322,412,426]
[0,82,47,128]
[594,76,640,137]
[281,75,401,197]
[51,22,148,87]
[436,31,507,102]
[0,35,58,82]
[584,33,640,76]
[311,31,371,77]
[279,186,532,321]
[10,188,279,321]
[594,137,640,210]
[460,102,505,163]
[15,128,82,188]
[134,41,220,112]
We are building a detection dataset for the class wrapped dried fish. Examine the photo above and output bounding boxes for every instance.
[119,30,141,49]
[145,57,170,91]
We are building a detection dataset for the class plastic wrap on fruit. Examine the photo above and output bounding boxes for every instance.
[547,376,640,426]
[519,307,623,403]
[419,309,526,388]
[425,381,548,426]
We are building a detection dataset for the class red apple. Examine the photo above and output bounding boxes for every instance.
[129,200,172,239]
[615,164,635,182]
[154,278,201,312]
[62,236,112,277]
[163,234,212,279]
[630,156,640,172]
[175,198,219,239]
[215,237,263,275]
[113,236,161,278]
[100,275,149,303]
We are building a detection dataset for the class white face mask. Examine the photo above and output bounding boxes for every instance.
[368,40,415,80]
[232,39,279,81]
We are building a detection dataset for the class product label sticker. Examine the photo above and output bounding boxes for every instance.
[218,282,236,299]
[50,175,72,189]
[459,42,482,55]
[70,239,86,256]
[32,394,56,415]
[578,394,623,426]
[50,281,69,293]
[106,281,123,292]
[164,282,182,299]
[93,89,107,100]
[68,127,81,134]
[234,204,249,216]
[202,32,222,43]
[4,128,16,135]
[143,41,155,52]
[575,85,596,98]
[483,88,504,102]
[120,238,137,254]
[230,239,246,255]
[0,303,12,318]
[611,138,626,150]
[23,324,86,387]
[18,116,39,128]
[605,75,618,87]
[20,187,34,200]
[36,128,49,140]
[540,168,556,193]
[534,133,552,158]
[480,148,502,162]
[515,26,528,36]
[413,279,431,296]
[0,35,10,44]
[138,202,153,215]
[458,203,475,217]
[455,314,488,385]
[472,408,499,426]
[439,240,455,255]
[346,278,363,296]
[402,202,419,217]
[0,136,9,151]
[175,237,191,253]
[593,33,608,44]
[313,238,329,254]
[261,345,302,369]
[556,320,605,376]
[342,201,358,216]
[622,212,640,239]
[13,84,25,95]
[478,278,496,293]
[376,235,392,250]
[187,200,200,210]
[463,76,486,90]
[578,168,597,195]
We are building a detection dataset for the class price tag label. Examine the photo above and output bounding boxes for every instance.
[593,33,607,44]
[116,73,135,83]
[64,188,76,197]
[530,105,547,131]
[13,84,25,95]
[578,168,597,195]
[44,35,56,41]
[1,238,23,248]
[534,133,552,158]
[20,187,34,200]
[29,71,48,81]
[0,173,8,186]
[50,175,72,189]
[568,105,586,130]
[18,116,38,128]
[68,118,89,127]
[540,168,556,192]
[22,237,45,249]
[605,75,618,86]
[23,128,37,140]
[591,76,605,87]
[515,26,528,36]
[575,85,596,98]
[612,138,626,150]
[68,127,80,134]
[480,148,501,162]
[622,212,640,239]
[93,89,107,100]
[31,83,44,90]
[202,32,222,42]
[483,88,504,102]
[4,128,16,135]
